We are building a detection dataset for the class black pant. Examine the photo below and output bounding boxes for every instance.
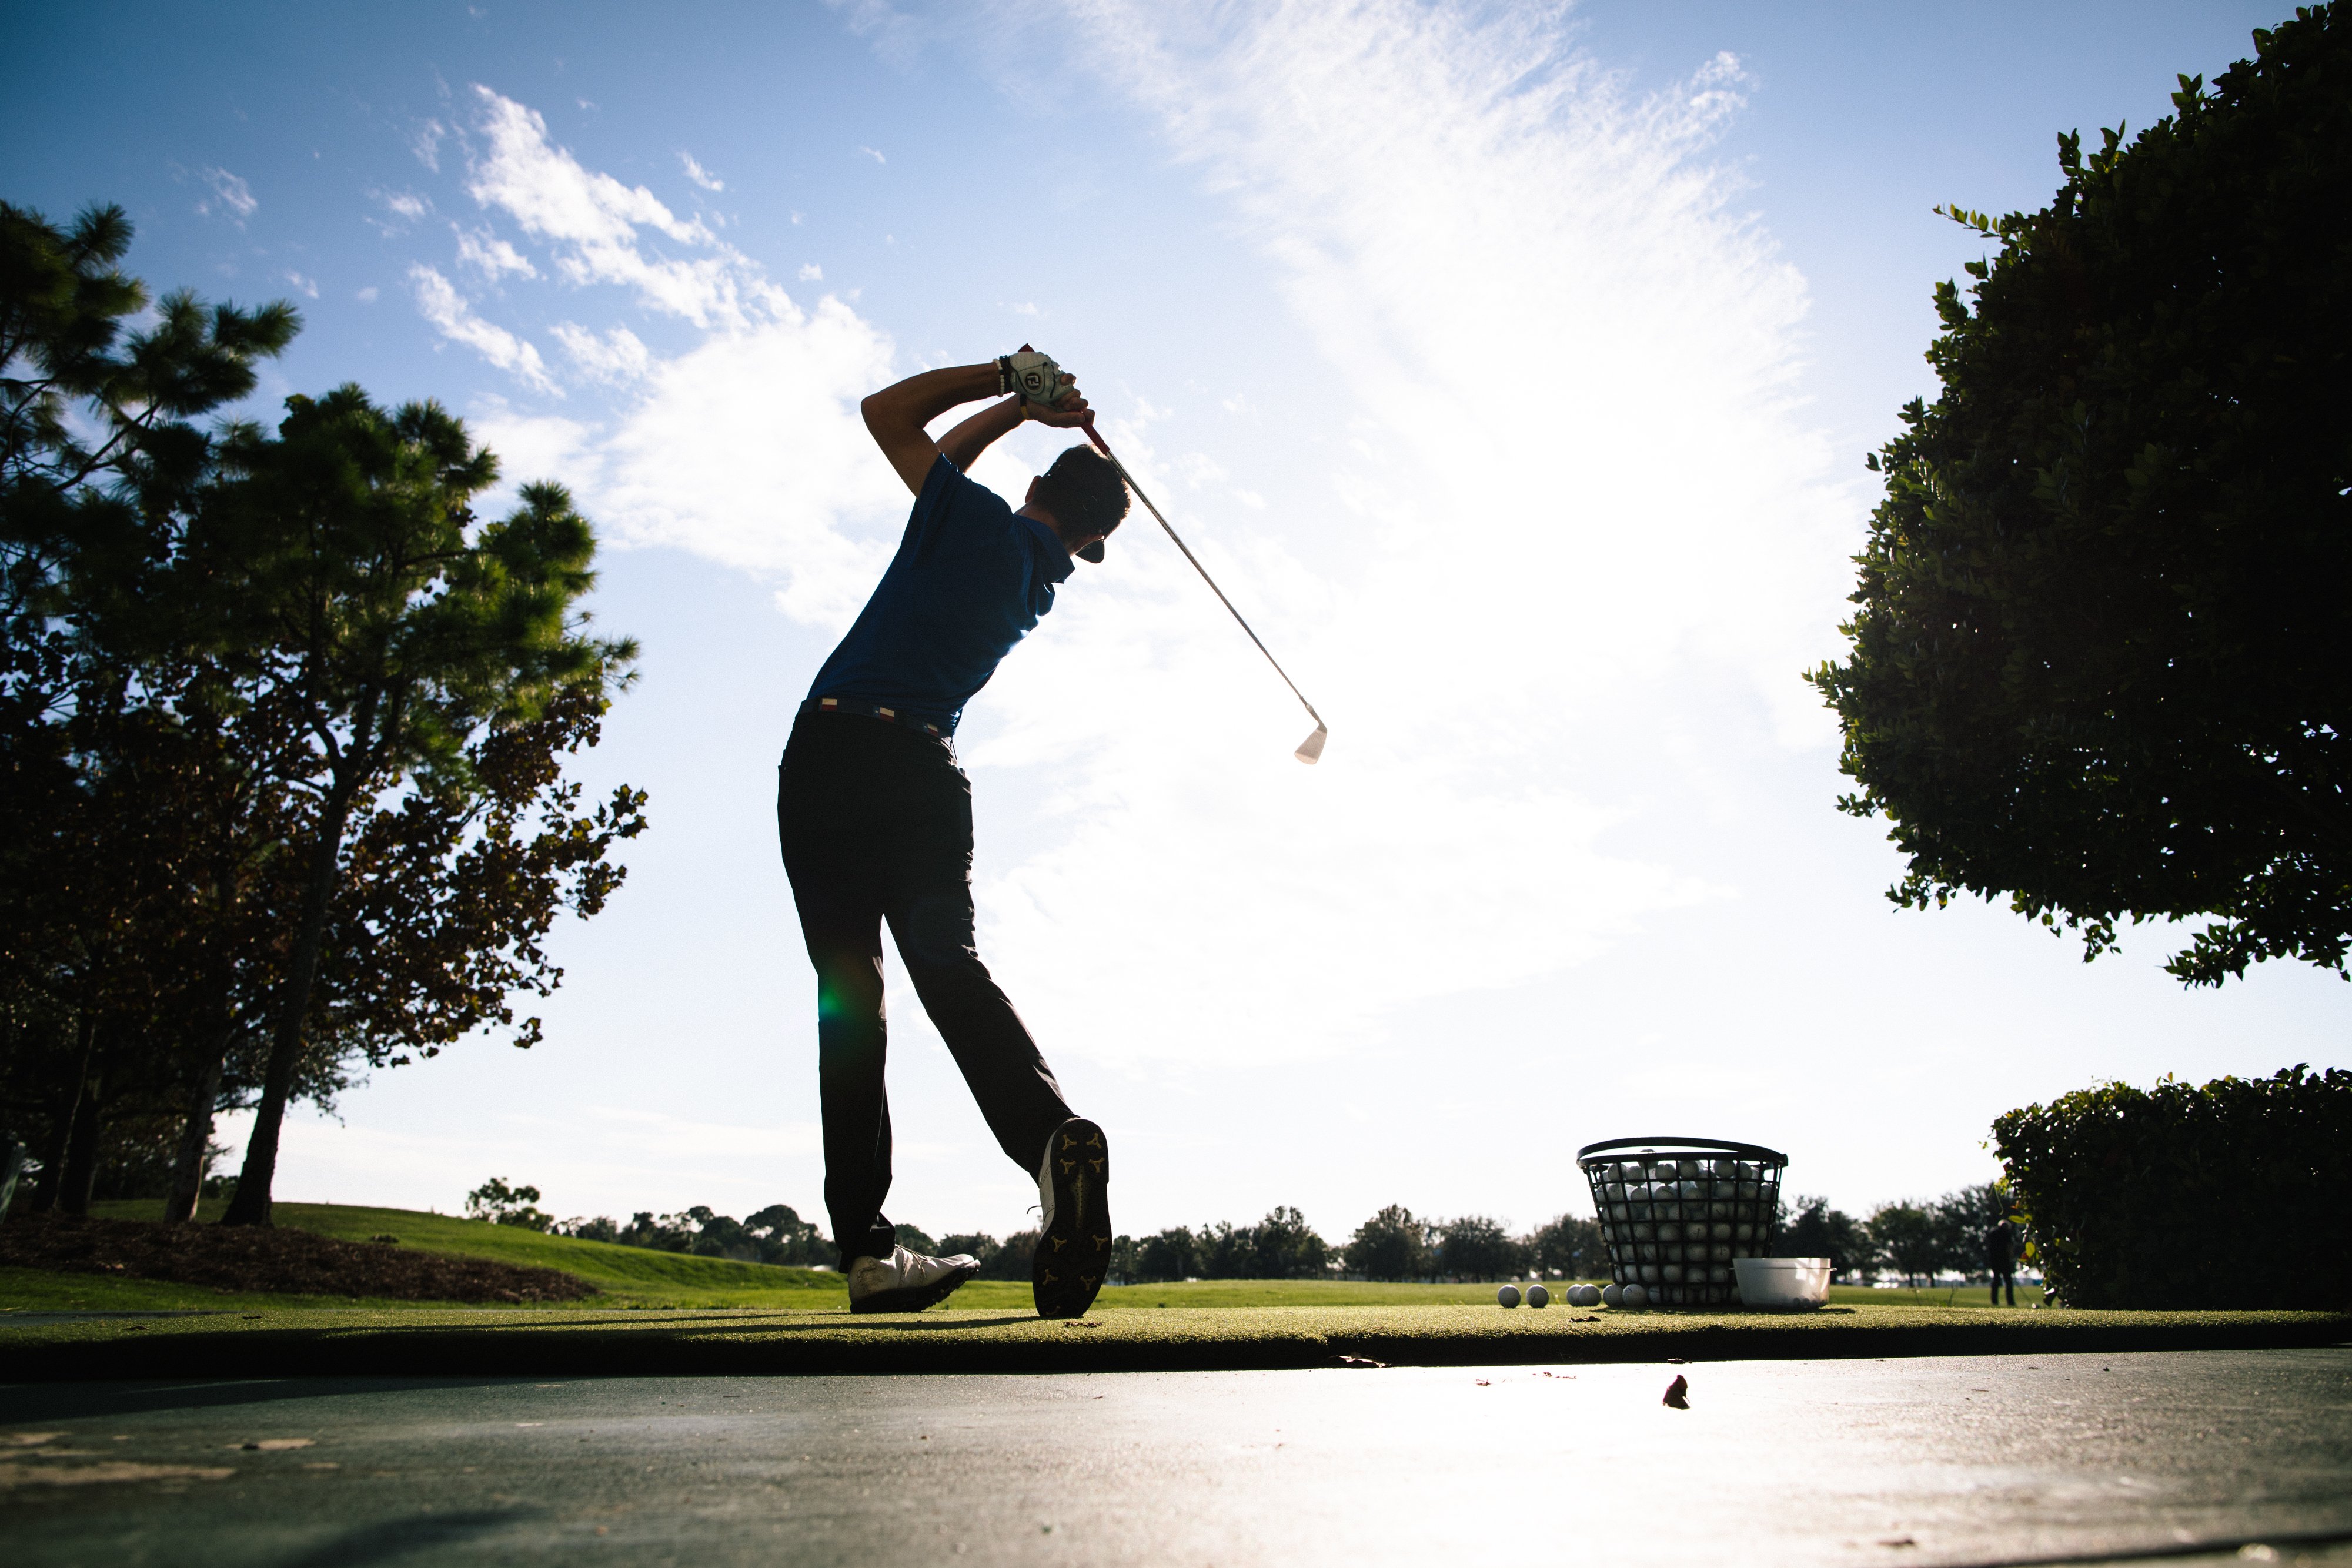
[1990,1267,2015,1306]
[777,710,1074,1265]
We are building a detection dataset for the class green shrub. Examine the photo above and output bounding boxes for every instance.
[1992,1066,2350,1308]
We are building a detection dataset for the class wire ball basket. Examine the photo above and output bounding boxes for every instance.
[1578,1136,1788,1308]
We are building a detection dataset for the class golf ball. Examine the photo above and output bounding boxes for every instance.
[1526,1284,1549,1308]
[1601,1283,1623,1308]
[1497,1285,1521,1308]
[1622,1283,1649,1308]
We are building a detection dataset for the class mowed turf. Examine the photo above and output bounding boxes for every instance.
[5,1299,2342,1379]
[5,1202,2053,1315]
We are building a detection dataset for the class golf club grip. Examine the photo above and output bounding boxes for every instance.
[1080,420,1322,728]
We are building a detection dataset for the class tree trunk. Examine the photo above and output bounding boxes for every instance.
[162,1032,231,1224]
[220,785,359,1228]
[59,1065,103,1216]
[31,1012,97,1213]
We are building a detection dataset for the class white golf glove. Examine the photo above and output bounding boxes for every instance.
[1000,347,1069,409]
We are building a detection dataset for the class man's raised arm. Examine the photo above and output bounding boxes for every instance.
[861,357,1092,494]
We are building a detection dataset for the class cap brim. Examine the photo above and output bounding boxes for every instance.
[1077,540,1106,564]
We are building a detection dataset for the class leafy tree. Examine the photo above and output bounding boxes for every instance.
[1867,1202,1943,1288]
[936,1231,1002,1272]
[1246,1206,1331,1279]
[1529,1213,1609,1279]
[1806,9,2352,987]
[1927,1182,2011,1279]
[195,388,637,1225]
[891,1223,938,1255]
[1107,1233,1140,1285]
[1194,1221,1252,1279]
[1,201,299,1216]
[750,1204,828,1266]
[464,1175,552,1231]
[978,1228,1038,1281]
[1436,1214,1525,1281]
[1134,1226,1200,1284]
[1776,1195,1873,1283]
[1345,1204,1430,1281]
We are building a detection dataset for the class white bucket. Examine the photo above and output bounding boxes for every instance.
[1733,1256,1830,1311]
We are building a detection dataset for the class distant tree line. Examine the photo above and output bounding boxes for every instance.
[460,1178,2022,1290]
[1775,1183,2015,1286]
[1,202,644,1228]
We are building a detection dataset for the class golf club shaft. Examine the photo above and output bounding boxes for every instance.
[1080,422,1324,730]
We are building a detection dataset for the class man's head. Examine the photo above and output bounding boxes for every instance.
[1027,444,1130,563]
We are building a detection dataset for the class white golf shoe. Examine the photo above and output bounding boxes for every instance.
[845,1244,980,1314]
[1033,1118,1112,1319]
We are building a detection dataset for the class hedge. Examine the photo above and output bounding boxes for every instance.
[1992,1065,2350,1309]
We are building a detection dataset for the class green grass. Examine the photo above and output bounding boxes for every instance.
[4,1299,2341,1379]
[59,1199,851,1310]
[1,1202,2063,1315]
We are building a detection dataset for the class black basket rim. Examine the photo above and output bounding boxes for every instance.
[1576,1136,1787,1165]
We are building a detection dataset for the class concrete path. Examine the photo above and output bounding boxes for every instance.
[4,1348,2348,1567]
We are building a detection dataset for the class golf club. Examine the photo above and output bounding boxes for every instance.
[1077,420,1329,765]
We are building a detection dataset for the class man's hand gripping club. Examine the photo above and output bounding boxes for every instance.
[858,348,1092,496]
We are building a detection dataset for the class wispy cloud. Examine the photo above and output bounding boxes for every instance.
[463,86,780,329]
[549,320,652,385]
[680,151,724,190]
[280,269,319,298]
[409,263,557,393]
[372,189,430,234]
[873,0,1859,1073]
[455,225,538,280]
[858,145,886,163]
[410,118,448,172]
[442,92,903,613]
[196,166,257,222]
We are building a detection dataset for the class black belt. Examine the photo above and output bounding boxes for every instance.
[799,696,953,740]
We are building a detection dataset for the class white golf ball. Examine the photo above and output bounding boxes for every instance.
[1497,1285,1521,1308]
[1573,1283,1602,1307]
[1622,1283,1649,1308]
[1601,1283,1623,1308]
[1526,1284,1549,1308]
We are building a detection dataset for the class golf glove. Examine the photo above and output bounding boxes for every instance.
[1000,348,1068,409]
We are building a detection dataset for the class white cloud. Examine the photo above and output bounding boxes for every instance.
[550,320,652,385]
[1008,300,1040,316]
[373,189,430,232]
[455,225,539,280]
[409,263,557,393]
[517,298,906,624]
[198,166,256,222]
[799,263,824,282]
[280,269,319,298]
[836,0,1857,1074]
[410,118,447,172]
[858,145,886,163]
[355,285,379,303]
[680,152,724,190]
[463,86,783,329]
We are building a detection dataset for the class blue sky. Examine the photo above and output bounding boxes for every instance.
[5,0,2337,1243]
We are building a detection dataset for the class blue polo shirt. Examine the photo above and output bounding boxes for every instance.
[806,454,1075,734]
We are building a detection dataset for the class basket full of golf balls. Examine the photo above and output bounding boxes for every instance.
[1578,1137,1787,1308]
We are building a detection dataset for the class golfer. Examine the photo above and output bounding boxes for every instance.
[1986,1212,2020,1307]
[778,352,1126,1318]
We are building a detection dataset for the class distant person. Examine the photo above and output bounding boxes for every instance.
[1985,1212,2020,1307]
[777,350,1127,1319]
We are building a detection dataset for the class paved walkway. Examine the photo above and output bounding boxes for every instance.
[5,1348,2349,1566]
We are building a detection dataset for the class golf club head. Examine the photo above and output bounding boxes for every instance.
[1294,723,1328,765]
